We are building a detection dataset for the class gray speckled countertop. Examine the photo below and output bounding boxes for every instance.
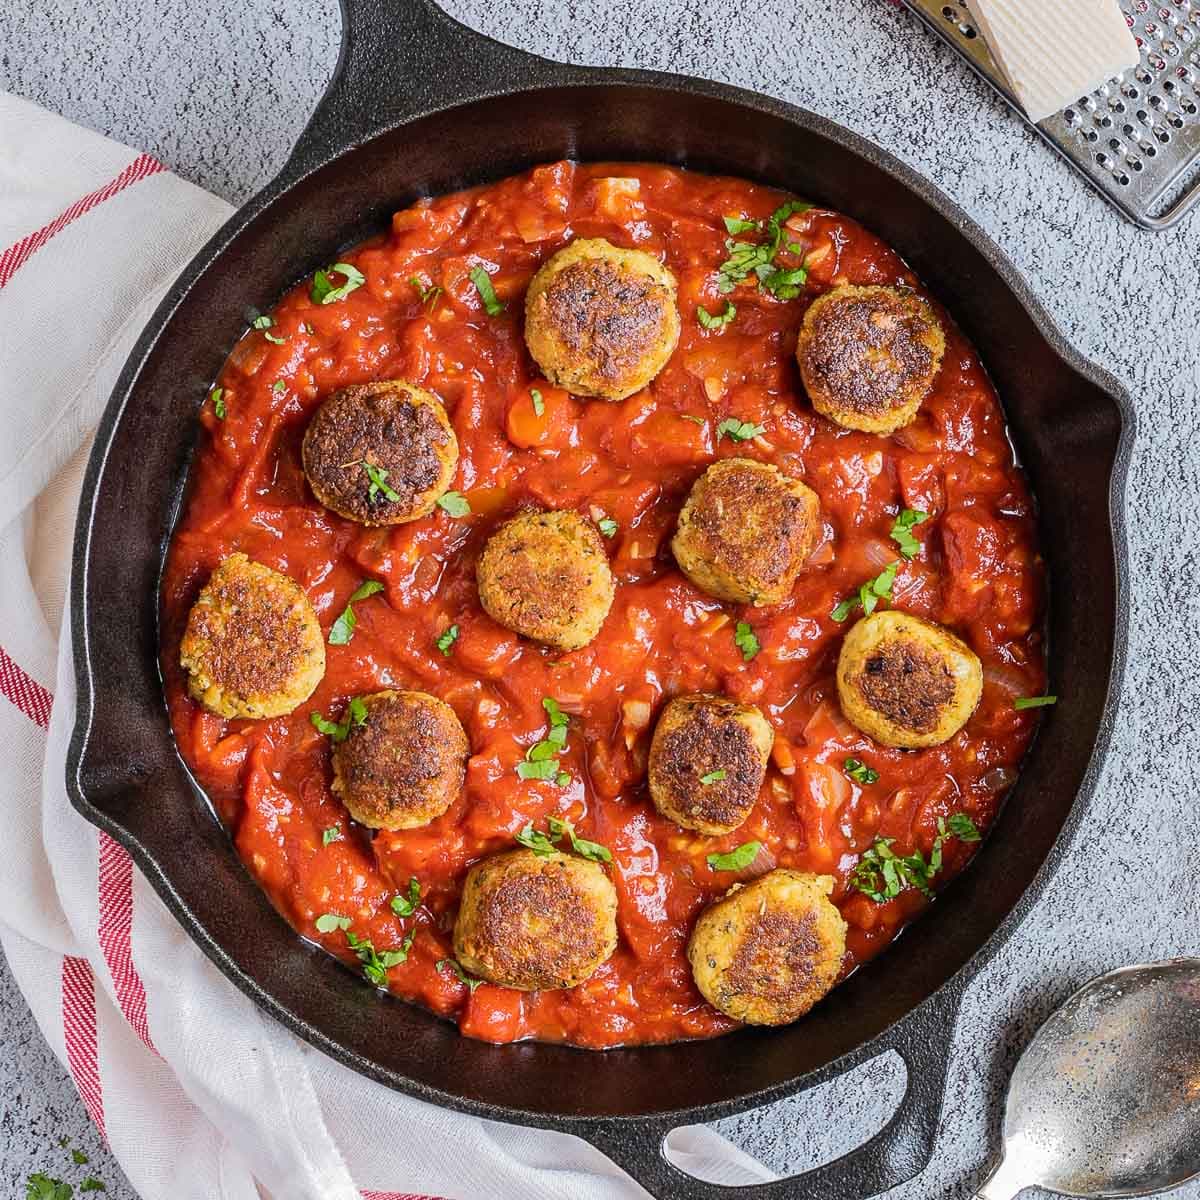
[2,1,1199,1198]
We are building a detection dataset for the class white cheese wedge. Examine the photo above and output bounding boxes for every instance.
[966,0,1140,123]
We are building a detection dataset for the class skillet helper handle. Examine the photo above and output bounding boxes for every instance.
[279,0,562,186]
[581,988,960,1200]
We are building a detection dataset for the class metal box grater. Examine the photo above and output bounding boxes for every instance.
[903,0,1200,229]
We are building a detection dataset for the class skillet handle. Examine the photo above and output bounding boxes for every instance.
[278,0,563,187]
[580,988,961,1200]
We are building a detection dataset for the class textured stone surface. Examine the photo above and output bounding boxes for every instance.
[2,1,1199,1197]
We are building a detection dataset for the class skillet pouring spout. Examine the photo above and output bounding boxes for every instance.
[67,0,1134,1197]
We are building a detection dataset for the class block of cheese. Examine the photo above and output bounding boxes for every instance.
[966,0,1140,123]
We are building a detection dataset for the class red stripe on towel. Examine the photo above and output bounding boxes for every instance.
[62,955,106,1140]
[0,645,53,727]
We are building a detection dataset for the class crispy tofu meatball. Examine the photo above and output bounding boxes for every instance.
[180,553,325,720]
[796,284,945,435]
[302,380,458,525]
[524,238,681,401]
[331,690,469,830]
[453,849,618,990]
[836,610,982,749]
[688,870,847,1025]
[671,458,821,606]
[476,509,615,651]
[648,693,774,835]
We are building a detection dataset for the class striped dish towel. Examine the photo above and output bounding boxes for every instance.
[0,91,777,1200]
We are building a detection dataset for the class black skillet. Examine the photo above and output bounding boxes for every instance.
[67,1,1133,1196]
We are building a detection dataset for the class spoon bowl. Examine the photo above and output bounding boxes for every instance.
[977,958,1200,1199]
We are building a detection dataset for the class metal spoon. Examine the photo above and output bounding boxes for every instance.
[976,957,1200,1199]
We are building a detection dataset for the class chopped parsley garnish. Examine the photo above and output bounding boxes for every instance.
[437,491,471,517]
[515,822,558,855]
[530,387,544,416]
[706,840,762,871]
[717,199,812,296]
[850,812,981,902]
[271,379,286,395]
[437,958,484,991]
[516,698,573,784]
[700,769,727,784]
[322,825,341,846]
[360,461,401,503]
[597,516,618,538]
[346,928,412,985]
[734,621,760,661]
[831,560,900,622]
[252,314,285,344]
[70,1151,88,1166]
[389,877,421,917]
[548,815,612,863]
[722,215,760,235]
[310,697,368,742]
[26,1175,74,1200]
[890,509,930,559]
[409,275,442,306]
[328,579,384,645]
[1014,695,1057,710]
[311,261,365,305]
[469,266,505,315]
[315,913,351,934]
[209,387,225,419]
[81,1183,106,1195]
[716,417,766,443]
[436,624,460,656]
[844,757,879,785]
[697,301,736,330]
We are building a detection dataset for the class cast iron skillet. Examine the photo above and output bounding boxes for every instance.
[67,1,1133,1196]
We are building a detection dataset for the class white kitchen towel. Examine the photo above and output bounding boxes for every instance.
[0,90,779,1200]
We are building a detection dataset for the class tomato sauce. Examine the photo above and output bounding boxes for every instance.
[160,161,1046,1048]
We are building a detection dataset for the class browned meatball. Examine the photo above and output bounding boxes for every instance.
[688,870,847,1025]
[453,849,618,990]
[180,553,325,719]
[672,458,822,606]
[648,694,774,835]
[476,509,615,651]
[331,690,469,830]
[797,284,945,434]
[302,380,458,525]
[524,238,680,401]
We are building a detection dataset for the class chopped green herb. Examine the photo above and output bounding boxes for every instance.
[209,387,226,419]
[679,413,706,426]
[516,699,572,783]
[437,958,484,991]
[1014,695,1057,710]
[515,759,559,781]
[25,1175,73,1200]
[734,621,760,661]
[515,822,558,855]
[760,265,807,299]
[700,769,727,784]
[389,877,421,917]
[70,1151,88,1166]
[311,261,365,304]
[717,198,812,295]
[360,461,401,503]
[850,811,980,902]
[889,509,930,559]
[322,825,341,846]
[409,275,442,306]
[328,579,384,645]
[437,491,471,517]
[58,1138,70,1149]
[722,215,760,235]
[547,815,612,864]
[436,624,460,656]
[597,516,618,538]
[271,379,286,395]
[310,696,368,743]
[697,301,737,330]
[831,560,901,622]
[315,913,351,934]
[706,841,762,871]
[530,387,544,416]
[346,929,412,985]
[716,417,766,443]
[844,757,879,785]
[252,314,285,344]
[555,771,571,787]
[469,266,505,315]
[80,1184,106,1195]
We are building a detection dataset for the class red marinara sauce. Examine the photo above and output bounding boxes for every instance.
[160,161,1046,1049]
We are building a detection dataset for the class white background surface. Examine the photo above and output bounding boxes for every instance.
[2,1,1198,1197]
